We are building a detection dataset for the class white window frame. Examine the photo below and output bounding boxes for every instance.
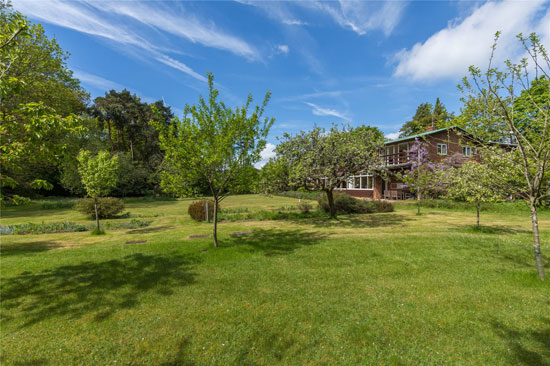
[347,174,374,190]
[437,143,447,155]
[462,146,472,157]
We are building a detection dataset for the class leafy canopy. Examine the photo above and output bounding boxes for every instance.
[77,150,119,199]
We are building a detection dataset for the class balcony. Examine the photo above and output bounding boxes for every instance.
[379,152,412,167]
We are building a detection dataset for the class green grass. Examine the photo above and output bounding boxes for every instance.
[1,195,549,365]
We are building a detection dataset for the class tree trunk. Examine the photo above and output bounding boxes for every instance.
[213,199,219,248]
[94,197,100,232]
[417,192,421,215]
[326,189,336,218]
[476,202,480,228]
[529,200,546,280]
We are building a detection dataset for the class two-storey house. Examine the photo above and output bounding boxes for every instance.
[338,126,482,199]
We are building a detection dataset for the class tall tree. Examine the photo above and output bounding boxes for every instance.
[399,99,453,138]
[153,72,274,247]
[460,32,549,280]
[275,125,383,218]
[0,2,87,202]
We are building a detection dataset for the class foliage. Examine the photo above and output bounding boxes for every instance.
[77,150,119,199]
[460,32,549,279]
[318,192,377,214]
[188,200,216,222]
[274,125,383,217]
[372,199,394,213]
[74,197,125,219]
[256,158,292,194]
[297,200,313,213]
[0,3,88,202]
[398,98,452,137]
[153,72,274,247]
[274,191,322,201]
[0,221,89,235]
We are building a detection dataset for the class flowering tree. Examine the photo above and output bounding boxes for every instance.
[401,139,446,214]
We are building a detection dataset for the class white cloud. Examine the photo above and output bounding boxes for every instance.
[305,102,349,120]
[89,1,259,61]
[155,55,208,83]
[13,0,260,83]
[299,0,407,36]
[277,44,290,54]
[72,70,125,91]
[385,132,400,140]
[254,143,277,168]
[394,0,549,81]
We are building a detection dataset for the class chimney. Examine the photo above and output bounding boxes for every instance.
[426,125,436,132]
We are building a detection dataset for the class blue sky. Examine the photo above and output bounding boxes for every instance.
[14,0,550,164]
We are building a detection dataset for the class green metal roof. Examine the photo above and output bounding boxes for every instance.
[384,126,472,145]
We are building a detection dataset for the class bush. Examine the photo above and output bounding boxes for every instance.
[75,197,125,219]
[318,192,377,214]
[373,200,394,213]
[0,221,90,235]
[276,191,322,201]
[188,200,216,222]
[297,200,313,213]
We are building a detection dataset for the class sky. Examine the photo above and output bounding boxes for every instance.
[13,0,550,166]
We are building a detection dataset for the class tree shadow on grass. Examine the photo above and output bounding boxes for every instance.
[287,212,411,229]
[0,241,61,257]
[222,228,327,256]
[126,225,174,234]
[1,253,199,328]
[491,318,550,366]
[452,225,531,235]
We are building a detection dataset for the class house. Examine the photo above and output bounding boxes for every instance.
[338,126,482,200]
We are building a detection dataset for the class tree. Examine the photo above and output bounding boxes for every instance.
[153,72,274,247]
[0,2,87,202]
[446,161,507,227]
[460,32,549,280]
[77,150,119,233]
[399,99,453,138]
[401,139,441,214]
[275,125,383,218]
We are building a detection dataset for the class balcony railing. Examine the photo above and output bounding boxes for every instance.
[379,152,412,166]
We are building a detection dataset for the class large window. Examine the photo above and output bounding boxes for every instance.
[437,143,447,155]
[347,174,374,190]
[462,146,472,157]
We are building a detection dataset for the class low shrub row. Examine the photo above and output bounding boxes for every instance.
[275,191,322,201]
[0,219,151,235]
[318,192,394,214]
[0,221,89,235]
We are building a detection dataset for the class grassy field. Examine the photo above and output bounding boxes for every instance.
[1,195,549,365]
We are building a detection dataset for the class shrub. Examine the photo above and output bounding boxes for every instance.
[276,191,322,201]
[39,200,75,210]
[0,221,90,235]
[297,200,313,213]
[318,192,376,214]
[373,200,394,213]
[188,200,216,222]
[75,197,125,219]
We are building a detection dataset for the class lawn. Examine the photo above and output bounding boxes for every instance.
[1,195,549,365]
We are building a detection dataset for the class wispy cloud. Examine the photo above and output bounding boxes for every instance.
[301,0,407,36]
[277,44,290,55]
[13,0,260,83]
[394,0,548,81]
[305,102,349,120]
[88,1,259,61]
[385,131,400,140]
[72,70,125,91]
